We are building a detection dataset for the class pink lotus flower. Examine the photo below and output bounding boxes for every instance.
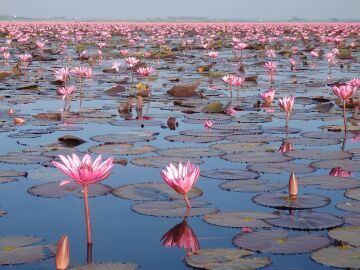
[53,153,114,245]
[53,154,114,186]
[125,57,139,68]
[290,58,296,71]
[264,61,276,72]
[112,62,121,72]
[161,218,199,253]
[18,54,32,63]
[137,67,155,77]
[332,85,355,100]
[329,167,353,177]
[260,88,275,104]
[2,52,10,60]
[230,77,245,87]
[207,50,218,59]
[311,49,319,58]
[55,67,71,82]
[347,78,360,90]
[222,75,235,85]
[71,66,89,78]
[278,142,293,153]
[351,133,360,143]
[204,120,213,129]
[241,227,252,233]
[160,162,200,208]
[36,41,45,49]
[97,42,106,49]
[80,50,88,59]
[225,106,236,116]
[120,49,129,57]
[234,42,247,51]
[278,96,295,128]
[266,49,275,58]
[58,86,76,100]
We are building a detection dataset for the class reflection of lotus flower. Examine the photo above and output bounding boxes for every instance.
[278,142,293,153]
[160,162,200,208]
[204,120,213,129]
[53,154,114,245]
[55,235,69,270]
[161,218,199,253]
[329,167,353,177]
[241,227,252,233]
[264,61,276,72]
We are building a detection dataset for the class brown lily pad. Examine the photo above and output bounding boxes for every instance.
[329,226,360,247]
[252,192,331,210]
[185,248,272,270]
[0,170,27,178]
[344,214,360,226]
[345,188,360,201]
[210,142,267,153]
[132,200,217,217]
[310,160,360,172]
[336,201,360,213]
[110,119,163,127]
[284,149,352,160]
[247,162,316,174]
[201,168,260,180]
[226,134,282,143]
[58,135,86,147]
[90,131,158,143]
[262,127,301,134]
[311,246,360,269]
[285,137,341,146]
[112,182,202,201]
[219,179,287,193]
[89,143,157,155]
[28,182,112,198]
[0,236,55,265]
[301,131,357,140]
[265,211,343,230]
[157,147,223,158]
[70,263,139,270]
[298,176,360,190]
[165,135,223,144]
[221,152,294,163]
[0,152,52,165]
[203,211,279,228]
[131,156,204,168]
[233,229,331,254]
[167,81,201,97]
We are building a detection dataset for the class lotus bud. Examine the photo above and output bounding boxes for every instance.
[14,117,25,125]
[55,235,70,270]
[8,107,14,115]
[288,172,298,197]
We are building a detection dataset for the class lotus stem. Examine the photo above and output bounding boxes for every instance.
[83,185,93,245]
[285,112,290,129]
[343,99,348,132]
[183,193,192,209]
[87,243,93,264]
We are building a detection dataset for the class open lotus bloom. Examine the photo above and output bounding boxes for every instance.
[332,85,355,100]
[204,120,213,129]
[161,218,199,253]
[52,154,114,186]
[260,89,275,104]
[329,167,353,177]
[160,162,200,208]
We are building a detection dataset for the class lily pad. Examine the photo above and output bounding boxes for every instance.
[183,113,234,124]
[311,246,360,269]
[91,131,158,143]
[201,169,260,180]
[252,192,331,210]
[210,142,267,153]
[344,214,360,226]
[219,179,287,193]
[285,137,341,146]
[165,135,223,144]
[112,182,202,201]
[265,211,343,230]
[221,152,294,163]
[89,143,157,155]
[262,127,301,134]
[203,211,279,228]
[226,134,282,143]
[298,176,360,190]
[310,160,360,172]
[180,129,230,137]
[336,201,360,213]
[110,119,162,127]
[70,263,139,270]
[233,229,331,254]
[132,200,217,217]
[28,182,112,198]
[157,147,223,158]
[185,248,272,270]
[247,162,316,174]
[345,188,360,201]
[284,149,352,160]
[0,236,55,265]
[27,167,67,182]
[329,226,360,247]
[58,135,86,147]
[0,152,52,165]
[302,131,356,140]
[131,156,204,168]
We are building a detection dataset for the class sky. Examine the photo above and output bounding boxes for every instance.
[1,0,359,20]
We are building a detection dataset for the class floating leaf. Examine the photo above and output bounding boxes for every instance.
[167,81,201,97]
[132,200,217,217]
[265,211,343,230]
[58,135,86,147]
[89,144,156,155]
[345,188,360,201]
[310,160,360,172]
[344,214,360,226]
[0,152,51,165]
[284,149,352,160]
[233,229,330,254]
[252,192,330,210]
[248,162,316,174]
[28,182,112,198]
[221,152,294,163]
[311,246,360,269]
[112,182,202,201]
[202,102,225,113]
[298,176,360,190]
[302,131,356,140]
[262,127,301,134]
[157,147,223,158]
[110,119,162,127]
[329,226,360,247]
[0,236,55,265]
[336,201,360,213]
[210,142,267,153]
[286,137,341,146]
[70,262,139,270]
[201,168,260,180]
[220,179,287,193]
[131,156,204,168]
[90,131,158,143]
[27,167,66,182]
[185,248,272,270]
[226,134,282,143]
[165,135,223,144]
[203,211,279,228]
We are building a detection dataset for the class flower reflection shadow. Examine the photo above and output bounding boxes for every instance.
[161,214,199,254]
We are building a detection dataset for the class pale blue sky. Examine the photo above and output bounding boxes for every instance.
[1,0,359,20]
